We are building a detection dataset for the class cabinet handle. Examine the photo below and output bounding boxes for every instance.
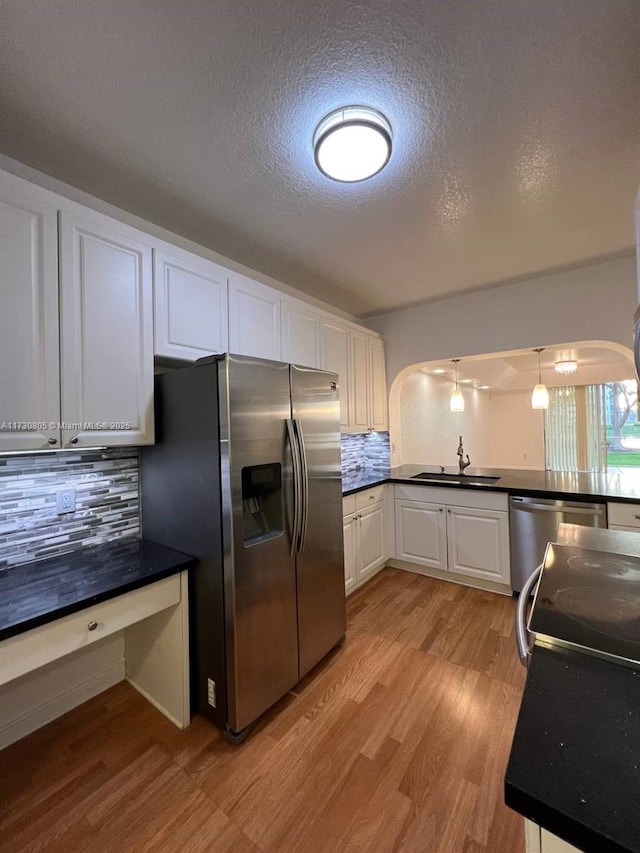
[635,515,640,520]
[447,509,451,513]
[47,437,57,445]
[70,437,79,445]
[87,620,98,632]
[438,507,443,512]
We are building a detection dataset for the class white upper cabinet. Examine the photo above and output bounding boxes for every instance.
[59,208,154,447]
[350,329,371,432]
[369,336,388,431]
[228,273,282,361]
[320,317,351,429]
[0,174,61,452]
[281,299,321,368]
[154,246,228,361]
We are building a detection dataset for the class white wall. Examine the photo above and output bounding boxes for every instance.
[366,255,637,386]
[398,371,492,467]
[488,391,545,470]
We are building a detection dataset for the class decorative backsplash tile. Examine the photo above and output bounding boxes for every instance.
[0,448,139,569]
[341,432,390,475]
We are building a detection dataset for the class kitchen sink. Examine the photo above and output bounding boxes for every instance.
[410,472,500,485]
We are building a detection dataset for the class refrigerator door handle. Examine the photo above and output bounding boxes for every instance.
[286,418,303,557]
[294,418,309,554]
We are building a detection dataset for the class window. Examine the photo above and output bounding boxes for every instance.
[545,380,639,472]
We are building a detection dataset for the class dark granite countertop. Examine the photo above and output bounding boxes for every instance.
[506,646,640,853]
[506,524,640,853]
[0,538,195,641]
[343,464,640,503]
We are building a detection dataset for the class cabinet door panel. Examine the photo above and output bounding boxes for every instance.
[228,274,281,360]
[59,210,154,447]
[154,248,228,360]
[0,176,60,451]
[320,318,351,429]
[350,330,370,432]
[358,503,385,581]
[446,506,510,585]
[395,500,447,570]
[540,829,581,853]
[343,513,357,595]
[282,300,321,368]
[369,336,388,431]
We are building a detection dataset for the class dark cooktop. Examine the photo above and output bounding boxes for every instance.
[529,543,640,668]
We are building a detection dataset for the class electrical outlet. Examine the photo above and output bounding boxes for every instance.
[56,488,76,514]
[207,678,216,708]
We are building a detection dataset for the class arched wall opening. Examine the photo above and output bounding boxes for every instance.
[388,340,635,470]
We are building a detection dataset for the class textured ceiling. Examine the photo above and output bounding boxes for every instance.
[0,0,638,315]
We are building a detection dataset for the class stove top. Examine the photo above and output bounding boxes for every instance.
[529,542,640,668]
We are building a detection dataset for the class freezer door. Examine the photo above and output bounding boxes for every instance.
[221,355,299,733]
[290,365,346,678]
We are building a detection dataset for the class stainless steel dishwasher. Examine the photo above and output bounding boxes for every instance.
[509,496,607,592]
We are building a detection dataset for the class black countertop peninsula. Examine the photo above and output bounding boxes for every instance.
[505,525,640,853]
[0,538,195,641]
[343,464,640,503]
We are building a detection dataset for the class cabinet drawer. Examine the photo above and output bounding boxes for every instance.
[343,494,357,516]
[355,485,385,510]
[607,502,640,529]
[0,574,181,687]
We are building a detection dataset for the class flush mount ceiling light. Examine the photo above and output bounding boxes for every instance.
[313,106,392,182]
[554,359,578,375]
[450,359,465,412]
[531,348,549,410]
[431,368,447,374]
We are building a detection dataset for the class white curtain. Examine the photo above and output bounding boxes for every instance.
[545,385,606,472]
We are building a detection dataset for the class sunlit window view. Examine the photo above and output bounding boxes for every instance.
[545,380,640,473]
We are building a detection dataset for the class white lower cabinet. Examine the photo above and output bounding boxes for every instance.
[343,486,388,594]
[392,485,511,592]
[445,504,510,585]
[395,499,447,570]
[607,501,640,533]
[525,820,582,853]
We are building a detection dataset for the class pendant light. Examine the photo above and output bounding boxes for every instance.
[531,348,549,410]
[450,359,465,412]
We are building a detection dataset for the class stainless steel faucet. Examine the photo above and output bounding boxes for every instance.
[457,435,471,474]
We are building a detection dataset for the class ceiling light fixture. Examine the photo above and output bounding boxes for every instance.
[313,106,392,182]
[460,379,473,384]
[450,359,465,412]
[531,348,549,410]
[554,359,577,375]
[431,368,447,374]
[478,385,490,390]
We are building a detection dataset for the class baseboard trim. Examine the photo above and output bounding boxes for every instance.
[0,661,124,750]
[387,559,512,596]
[126,677,186,730]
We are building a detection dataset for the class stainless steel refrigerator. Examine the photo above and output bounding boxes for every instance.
[140,354,346,742]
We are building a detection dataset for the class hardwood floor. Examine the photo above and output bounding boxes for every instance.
[0,568,527,853]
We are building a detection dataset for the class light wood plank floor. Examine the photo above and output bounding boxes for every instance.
[0,568,527,853]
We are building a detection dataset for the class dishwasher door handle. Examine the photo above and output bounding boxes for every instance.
[511,499,604,516]
[516,563,543,668]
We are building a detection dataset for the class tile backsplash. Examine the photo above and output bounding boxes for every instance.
[0,448,139,569]
[341,432,390,475]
